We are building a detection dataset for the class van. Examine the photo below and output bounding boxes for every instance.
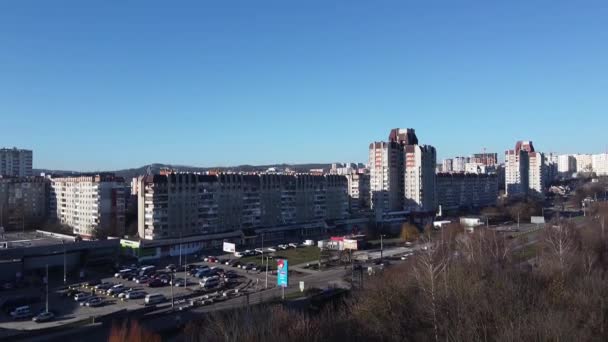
[10,306,32,319]
[145,293,166,305]
[139,266,156,276]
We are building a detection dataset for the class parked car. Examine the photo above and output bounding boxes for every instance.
[144,293,166,305]
[85,279,101,287]
[233,251,244,258]
[254,248,264,254]
[74,293,92,302]
[288,243,298,248]
[86,297,103,307]
[165,264,176,272]
[148,279,164,287]
[95,282,113,291]
[126,291,146,299]
[173,279,186,287]
[135,276,150,284]
[32,311,55,323]
[277,244,288,250]
[11,306,33,319]
[114,269,133,278]
[224,271,238,278]
[118,289,134,299]
[267,247,277,252]
[107,284,125,295]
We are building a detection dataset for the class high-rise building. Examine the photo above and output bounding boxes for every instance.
[369,128,436,215]
[452,156,470,173]
[138,173,348,240]
[442,158,454,173]
[0,176,48,230]
[471,152,498,166]
[592,153,608,176]
[0,148,33,177]
[51,175,125,237]
[557,155,576,178]
[505,141,545,198]
[543,153,558,183]
[573,154,593,173]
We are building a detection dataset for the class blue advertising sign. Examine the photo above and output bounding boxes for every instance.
[277,259,288,287]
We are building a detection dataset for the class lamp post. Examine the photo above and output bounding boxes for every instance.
[62,240,67,285]
[264,255,269,289]
[45,264,49,313]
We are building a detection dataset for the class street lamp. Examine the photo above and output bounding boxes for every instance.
[62,240,67,285]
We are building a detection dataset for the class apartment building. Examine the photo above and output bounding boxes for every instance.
[369,128,436,215]
[544,153,559,183]
[471,153,498,166]
[442,158,453,173]
[592,153,608,176]
[557,155,576,178]
[436,173,498,212]
[574,154,593,173]
[345,172,370,213]
[51,175,125,237]
[137,173,348,240]
[0,148,33,177]
[505,141,545,198]
[0,176,48,230]
[452,156,470,173]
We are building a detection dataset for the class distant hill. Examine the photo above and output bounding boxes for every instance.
[34,162,333,179]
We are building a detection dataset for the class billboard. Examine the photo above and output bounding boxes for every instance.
[223,242,236,253]
[343,239,358,250]
[277,259,288,287]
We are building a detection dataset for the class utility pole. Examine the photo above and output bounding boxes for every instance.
[380,234,384,261]
[261,232,264,263]
[45,264,49,313]
[517,211,520,229]
[265,256,269,289]
[184,250,188,290]
[170,272,174,309]
[178,231,182,267]
[63,240,67,285]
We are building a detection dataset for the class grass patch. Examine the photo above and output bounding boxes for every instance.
[239,247,320,270]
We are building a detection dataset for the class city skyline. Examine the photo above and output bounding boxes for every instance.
[2,1,608,170]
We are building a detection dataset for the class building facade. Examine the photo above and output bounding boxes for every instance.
[51,175,125,237]
[345,172,370,213]
[436,173,498,212]
[452,156,470,173]
[442,158,453,173]
[137,173,349,240]
[573,154,593,173]
[0,148,33,177]
[592,153,608,176]
[0,176,48,230]
[557,154,576,178]
[471,153,498,166]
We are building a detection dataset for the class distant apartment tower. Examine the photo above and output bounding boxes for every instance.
[0,176,48,230]
[452,156,470,173]
[51,175,125,237]
[573,154,593,173]
[557,155,576,178]
[505,141,545,198]
[543,153,559,183]
[138,173,348,240]
[442,158,453,173]
[0,148,33,177]
[369,128,436,214]
[592,153,608,176]
[471,152,498,166]
[436,173,498,212]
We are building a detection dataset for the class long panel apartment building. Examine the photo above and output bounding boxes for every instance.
[137,173,349,240]
[436,173,498,212]
[51,175,125,237]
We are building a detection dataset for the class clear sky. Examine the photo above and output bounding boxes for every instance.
[1,1,607,171]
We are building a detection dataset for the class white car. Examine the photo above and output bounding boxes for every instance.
[74,293,92,302]
[107,284,125,295]
[288,243,298,248]
[277,244,288,250]
[267,247,277,252]
[254,248,264,254]
[126,291,146,299]
[234,251,244,258]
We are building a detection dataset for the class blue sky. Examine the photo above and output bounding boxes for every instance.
[1,1,607,171]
